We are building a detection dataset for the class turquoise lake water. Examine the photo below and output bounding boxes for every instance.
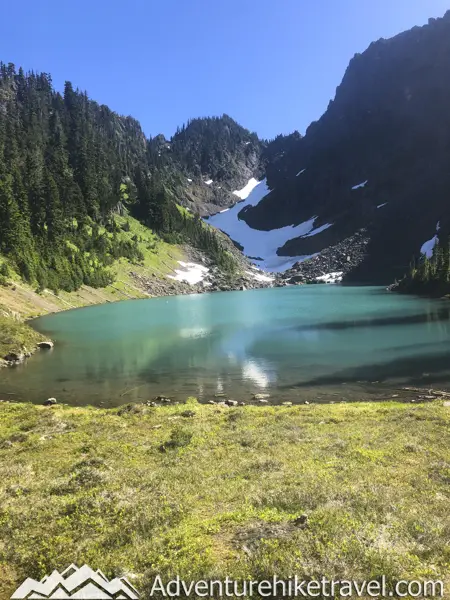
[2,286,450,406]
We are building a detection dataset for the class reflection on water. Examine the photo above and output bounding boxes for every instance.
[1,286,450,406]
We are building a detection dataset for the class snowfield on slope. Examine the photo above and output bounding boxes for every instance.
[168,261,209,285]
[352,180,368,190]
[207,178,330,272]
[420,221,441,258]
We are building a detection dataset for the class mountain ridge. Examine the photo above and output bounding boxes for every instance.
[236,10,450,283]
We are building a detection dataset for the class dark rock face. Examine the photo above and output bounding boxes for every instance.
[240,12,450,283]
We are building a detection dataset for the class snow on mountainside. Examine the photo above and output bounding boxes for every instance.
[207,178,328,272]
[239,11,450,283]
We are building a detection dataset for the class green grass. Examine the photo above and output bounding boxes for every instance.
[0,399,449,598]
[0,313,45,359]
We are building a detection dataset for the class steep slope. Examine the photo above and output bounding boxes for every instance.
[0,64,270,300]
[238,11,450,283]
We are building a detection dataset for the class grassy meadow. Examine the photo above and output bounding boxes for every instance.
[0,399,449,598]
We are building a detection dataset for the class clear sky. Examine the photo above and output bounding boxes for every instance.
[1,0,449,140]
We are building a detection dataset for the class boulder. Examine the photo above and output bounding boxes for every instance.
[43,398,57,406]
[225,399,238,407]
[38,341,54,350]
[154,396,171,403]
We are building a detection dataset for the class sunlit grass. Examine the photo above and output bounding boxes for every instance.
[0,399,449,598]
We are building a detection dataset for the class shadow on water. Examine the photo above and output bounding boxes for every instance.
[282,349,450,390]
[292,308,450,333]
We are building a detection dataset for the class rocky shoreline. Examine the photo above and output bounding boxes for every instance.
[0,340,54,368]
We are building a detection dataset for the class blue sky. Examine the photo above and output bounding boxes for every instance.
[1,0,449,140]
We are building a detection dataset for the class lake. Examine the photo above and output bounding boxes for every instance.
[2,286,450,406]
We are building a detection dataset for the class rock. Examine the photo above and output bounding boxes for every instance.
[282,401,293,406]
[38,341,54,349]
[154,396,171,403]
[207,400,216,405]
[257,398,269,404]
[43,398,57,406]
[253,393,270,400]
[181,410,196,418]
[293,514,308,527]
[4,352,25,363]
[238,402,246,406]
[225,399,238,407]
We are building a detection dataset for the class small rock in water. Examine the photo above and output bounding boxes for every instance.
[238,402,246,406]
[253,393,270,400]
[282,402,293,406]
[38,341,54,350]
[43,398,57,406]
[154,396,171,403]
[207,400,216,405]
[304,401,310,405]
[225,399,238,407]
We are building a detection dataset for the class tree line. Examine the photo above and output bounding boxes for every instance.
[0,62,237,293]
[395,238,450,295]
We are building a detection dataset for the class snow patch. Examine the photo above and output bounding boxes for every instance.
[208,178,329,272]
[420,221,441,257]
[302,223,332,237]
[187,178,192,183]
[245,270,274,283]
[232,177,260,200]
[168,261,209,285]
[352,180,368,190]
[316,272,343,284]
[219,208,230,213]
[377,202,387,208]
[296,169,306,177]
[204,179,213,185]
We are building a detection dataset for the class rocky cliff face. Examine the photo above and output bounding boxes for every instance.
[239,11,450,283]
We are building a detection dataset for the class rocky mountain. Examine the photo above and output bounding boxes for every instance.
[231,11,450,283]
[148,115,265,216]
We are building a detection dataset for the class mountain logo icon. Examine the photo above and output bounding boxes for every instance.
[10,564,139,600]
